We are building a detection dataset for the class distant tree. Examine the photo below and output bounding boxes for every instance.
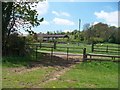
[114,27,120,44]
[81,22,119,44]
[61,32,65,35]
[47,31,50,35]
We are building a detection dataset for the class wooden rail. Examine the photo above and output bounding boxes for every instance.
[26,43,82,61]
[91,43,119,53]
[87,53,120,59]
[83,48,120,62]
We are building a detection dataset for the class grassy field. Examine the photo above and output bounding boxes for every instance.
[2,55,56,88]
[40,62,118,88]
[2,67,56,88]
[2,55,119,88]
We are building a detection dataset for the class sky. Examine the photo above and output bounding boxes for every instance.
[21,0,119,34]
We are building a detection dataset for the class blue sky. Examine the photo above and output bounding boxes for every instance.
[22,1,118,34]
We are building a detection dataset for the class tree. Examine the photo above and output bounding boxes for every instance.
[2,1,44,56]
[47,31,50,35]
[81,22,120,44]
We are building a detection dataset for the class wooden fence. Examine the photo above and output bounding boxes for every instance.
[83,47,120,62]
[91,43,120,53]
[26,43,83,61]
[26,43,120,62]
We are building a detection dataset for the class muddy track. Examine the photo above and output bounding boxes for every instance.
[32,64,76,88]
[3,53,81,88]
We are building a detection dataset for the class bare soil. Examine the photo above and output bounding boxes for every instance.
[4,53,82,87]
[5,53,82,74]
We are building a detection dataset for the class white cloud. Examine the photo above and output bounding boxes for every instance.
[94,10,118,27]
[31,1,48,16]
[53,18,75,25]
[52,11,59,16]
[61,12,70,17]
[52,11,70,17]
[41,20,49,25]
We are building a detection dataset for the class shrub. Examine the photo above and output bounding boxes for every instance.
[5,33,29,56]
[90,37,104,44]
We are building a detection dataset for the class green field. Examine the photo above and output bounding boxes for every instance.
[40,62,118,88]
[2,56,119,88]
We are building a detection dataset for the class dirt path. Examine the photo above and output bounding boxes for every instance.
[33,64,77,88]
[3,53,81,88]
[43,65,75,82]
[39,50,83,56]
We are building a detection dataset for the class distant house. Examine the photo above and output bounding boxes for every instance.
[37,34,69,42]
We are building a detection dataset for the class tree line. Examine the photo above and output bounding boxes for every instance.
[43,23,120,44]
[78,23,119,44]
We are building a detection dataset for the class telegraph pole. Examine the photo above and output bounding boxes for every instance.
[78,19,81,46]
[79,19,81,32]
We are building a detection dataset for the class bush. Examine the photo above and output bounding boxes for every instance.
[26,35,37,43]
[5,33,28,56]
[89,37,104,44]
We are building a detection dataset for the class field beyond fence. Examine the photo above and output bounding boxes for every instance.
[26,42,120,62]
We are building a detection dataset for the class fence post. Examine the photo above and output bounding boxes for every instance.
[91,43,94,52]
[83,48,87,62]
[67,47,69,60]
[106,45,108,53]
[40,42,41,48]
[51,47,53,61]
[54,41,56,49]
